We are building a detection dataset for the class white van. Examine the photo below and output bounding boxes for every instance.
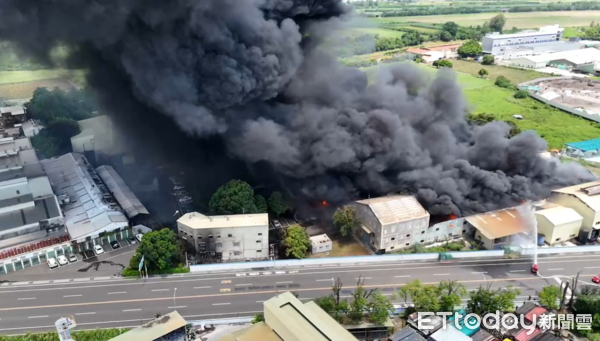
[48,258,58,269]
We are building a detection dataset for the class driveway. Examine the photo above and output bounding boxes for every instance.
[2,244,138,282]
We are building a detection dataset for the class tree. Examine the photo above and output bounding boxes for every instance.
[505,121,522,138]
[457,40,482,58]
[574,287,600,315]
[254,194,267,213]
[489,14,506,33]
[283,225,310,259]
[46,117,81,150]
[31,133,60,159]
[442,22,459,37]
[494,75,513,90]
[467,284,520,315]
[440,30,453,42]
[436,60,453,68]
[315,277,348,323]
[209,180,257,215]
[333,206,359,237]
[268,191,288,217]
[438,280,467,312]
[129,228,181,271]
[482,55,495,65]
[349,277,372,323]
[26,87,94,125]
[478,68,489,78]
[539,285,561,310]
[514,90,529,99]
[367,290,394,324]
[395,279,440,312]
[466,113,495,125]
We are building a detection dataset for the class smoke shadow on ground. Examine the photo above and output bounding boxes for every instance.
[77,260,126,273]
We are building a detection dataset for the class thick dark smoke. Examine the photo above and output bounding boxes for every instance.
[0,0,594,216]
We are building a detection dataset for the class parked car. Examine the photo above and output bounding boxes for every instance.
[57,255,68,266]
[135,234,144,243]
[48,258,58,269]
[110,240,120,250]
[68,254,78,263]
[273,220,282,228]
[592,275,600,284]
[94,244,105,255]
[128,236,137,244]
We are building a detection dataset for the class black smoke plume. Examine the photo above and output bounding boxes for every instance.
[0,0,594,216]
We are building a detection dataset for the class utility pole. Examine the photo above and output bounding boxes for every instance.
[569,271,581,311]
[173,287,177,307]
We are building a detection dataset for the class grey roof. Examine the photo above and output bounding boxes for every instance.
[471,329,495,341]
[96,165,148,219]
[0,195,61,231]
[389,326,426,341]
[40,153,128,241]
[108,311,186,341]
[429,326,473,341]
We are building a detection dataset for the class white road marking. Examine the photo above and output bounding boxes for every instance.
[355,277,372,280]
[394,275,411,278]
[63,295,82,298]
[168,306,187,309]
[28,316,48,319]
[585,266,600,269]
[256,300,265,303]
[316,279,333,282]
[548,268,564,271]
[433,274,449,276]
[18,297,36,300]
[193,286,211,289]
[151,289,169,292]
[122,309,141,312]
[213,303,231,306]
[108,292,126,295]
[510,270,526,272]
[235,284,253,287]
[276,281,293,284]
[76,312,96,316]
[472,272,488,274]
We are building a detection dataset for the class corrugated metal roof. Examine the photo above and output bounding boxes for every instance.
[356,195,429,225]
[551,180,600,212]
[96,165,149,219]
[389,326,426,341]
[465,207,528,240]
[108,311,186,341]
[535,206,582,226]
[565,138,600,152]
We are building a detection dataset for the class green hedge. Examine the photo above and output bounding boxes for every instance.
[122,266,190,277]
[0,328,129,341]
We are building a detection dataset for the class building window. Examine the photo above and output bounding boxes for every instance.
[420,240,424,243]
[228,234,233,238]
[390,246,395,250]
[258,233,262,236]
[257,250,262,253]
[435,228,439,231]
[209,235,213,239]
[421,231,425,234]
[197,236,202,239]
[234,242,240,247]
[405,243,410,246]
[234,251,242,256]
[216,243,222,248]
[406,234,410,237]
[391,237,395,241]
[217,235,221,238]
[16,190,19,195]
[555,238,560,242]
[256,240,261,243]
[462,230,466,233]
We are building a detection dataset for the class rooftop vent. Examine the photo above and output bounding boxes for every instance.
[583,185,600,196]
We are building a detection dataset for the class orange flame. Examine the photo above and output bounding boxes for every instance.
[449,214,458,220]
[322,200,329,206]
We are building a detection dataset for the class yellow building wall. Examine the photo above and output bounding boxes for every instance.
[474,230,495,250]
[535,214,582,244]
[548,193,598,230]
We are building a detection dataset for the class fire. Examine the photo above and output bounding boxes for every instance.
[449,214,458,220]
[322,200,329,206]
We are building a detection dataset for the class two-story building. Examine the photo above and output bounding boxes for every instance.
[177,212,269,261]
[482,25,564,56]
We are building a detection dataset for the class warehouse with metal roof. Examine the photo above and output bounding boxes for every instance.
[96,165,149,221]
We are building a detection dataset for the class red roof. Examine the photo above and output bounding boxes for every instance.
[513,327,541,341]
[427,44,462,51]
[525,307,547,322]
[406,48,431,55]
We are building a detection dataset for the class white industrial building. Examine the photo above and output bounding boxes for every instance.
[41,153,130,252]
[499,41,584,60]
[548,180,600,243]
[355,195,430,253]
[70,115,133,165]
[534,202,583,245]
[177,212,269,261]
[310,234,332,254]
[509,48,600,71]
[483,25,564,56]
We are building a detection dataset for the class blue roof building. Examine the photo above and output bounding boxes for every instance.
[565,138,600,152]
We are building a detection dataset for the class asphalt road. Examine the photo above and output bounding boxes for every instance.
[1,254,600,335]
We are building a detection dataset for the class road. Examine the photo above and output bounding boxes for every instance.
[1,254,600,334]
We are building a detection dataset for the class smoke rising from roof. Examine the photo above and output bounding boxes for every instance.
[1,0,594,216]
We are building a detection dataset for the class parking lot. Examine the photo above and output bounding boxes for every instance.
[78,235,138,260]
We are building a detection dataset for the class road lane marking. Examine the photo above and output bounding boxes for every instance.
[18,297,36,300]
[316,279,333,282]
[548,268,564,271]
[194,286,211,289]
[276,281,293,284]
[394,275,411,278]
[585,267,600,269]
[472,272,488,274]
[108,292,126,295]
[63,295,82,298]
[221,280,232,284]
[235,284,252,287]
[510,270,526,272]
[76,312,96,315]
[151,289,169,292]
[256,300,265,303]
[220,288,231,292]
[168,306,187,309]
[213,303,230,306]
[28,316,48,319]
[433,274,449,276]
[123,309,141,312]
[355,277,372,280]
[0,274,596,313]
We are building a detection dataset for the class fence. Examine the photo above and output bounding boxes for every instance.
[189,245,600,274]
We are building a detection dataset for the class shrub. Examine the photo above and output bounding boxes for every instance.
[494,75,513,90]
[478,68,488,78]
[482,55,495,65]
[514,90,529,99]
[434,59,453,68]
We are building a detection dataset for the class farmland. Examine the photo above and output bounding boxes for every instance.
[342,27,405,38]
[450,60,550,84]
[0,69,85,101]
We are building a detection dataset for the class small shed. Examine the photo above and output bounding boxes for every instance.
[310,234,332,254]
[429,325,472,341]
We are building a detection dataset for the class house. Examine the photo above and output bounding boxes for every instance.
[217,291,356,341]
[355,195,430,253]
[310,234,332,254]
[177,212,269,261]
[548,180,600,242]
[534,204,583,245]
[429,325,472,341]
[465,206,529,250]
[406,44,460,63]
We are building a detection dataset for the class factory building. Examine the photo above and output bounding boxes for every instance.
[177,212,269,261]
[70,115,133,166]
[548,180,600,243]
[509,48,600,71]
[96,165,150,225]
[465,207,530,250]
[499,41,584,60]
[482,25,563,56]
[534,202,583,245]
[564,137,600,158]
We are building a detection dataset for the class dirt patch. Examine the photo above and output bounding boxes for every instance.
[0,78,74,100]
[309,237,370,258]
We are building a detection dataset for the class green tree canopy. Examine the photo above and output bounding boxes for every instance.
[442,22,459,37]
[457,40,482,58]
[26,87,94,125]
[478,68,489,78]
[333,206,359,237]
[209,180,257,215]
[438,280,467,312]
[129,228,181,271]
[514,89,529,99]
[467,284,520,315]
[254,194,267,213]
[494,75,513,90]
[539,285,561,310]
[489,14,507,33]
[440,30,453,42]
[268,191,288,217]
[575,287,600,315]
[283,225,310,259]
[482,55,495,65]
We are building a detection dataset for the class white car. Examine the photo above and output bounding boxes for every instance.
[135,234,144,243]
[57,255,68,266]
[94,244,105,255]
[48,258,58,269]
[68,254,78,263]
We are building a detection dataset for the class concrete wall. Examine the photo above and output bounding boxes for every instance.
[474,230,495,250]
[355,204,383,250]
[548,193,598,231]
[178,223,269,261]
[535,213,583,244]
[381,216,428,252]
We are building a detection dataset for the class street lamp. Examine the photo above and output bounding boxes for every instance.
[173,287,177,307]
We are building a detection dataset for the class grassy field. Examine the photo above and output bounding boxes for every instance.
[309,238,370,258]
[0,69,86,100]
[0,78,75,100]
[373,11,600,28]
[562,26,586,38]
[362,62,600,149]
[342,27,405,38]
[451,60,550,84]
[0,69,84,85]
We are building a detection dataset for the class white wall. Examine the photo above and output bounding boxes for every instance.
[549,193,598,230]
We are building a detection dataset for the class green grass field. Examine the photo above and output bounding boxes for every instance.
[373,11,600,28]
[362,62,600,149]
[451,60,550,84]
[0,69,84,85]
[342,27,405,38]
